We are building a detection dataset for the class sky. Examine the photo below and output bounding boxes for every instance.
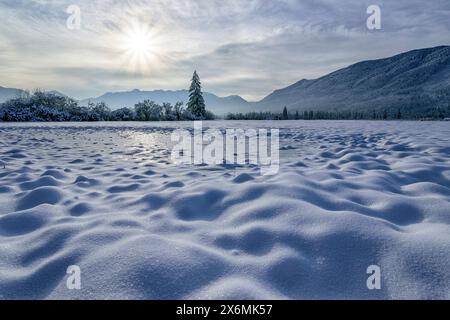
[1,0,450,101]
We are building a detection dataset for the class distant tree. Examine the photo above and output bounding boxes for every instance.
[111,107,135,121]
[134,100,162,121]
[89,102,111,121]
[173,102,185,121]
[383,109,388,120]
[187,71,206,119]
[303,111,309,120]
[436,106,445,119]
[162,102,175,121]
[295,111,300,120]
[282,106,288,120]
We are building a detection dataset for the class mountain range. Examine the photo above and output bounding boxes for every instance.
[79,90,249,114]
[2,45,450,115]
[0,86,27,102]
[258,45,450,114]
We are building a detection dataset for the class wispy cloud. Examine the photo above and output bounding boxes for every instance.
[1,0,450,100]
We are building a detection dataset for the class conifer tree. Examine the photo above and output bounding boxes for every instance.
[187,71,206,119]
[282,106,288,120]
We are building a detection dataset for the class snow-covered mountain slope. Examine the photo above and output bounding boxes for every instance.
[257,46,450,114]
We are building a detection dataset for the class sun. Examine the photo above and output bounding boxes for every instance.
[119,22,158,72]
[126,29,153,56]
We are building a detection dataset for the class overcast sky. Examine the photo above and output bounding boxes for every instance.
[1,0,450,100]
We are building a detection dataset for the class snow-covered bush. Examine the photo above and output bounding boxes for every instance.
[111,108,135,121]
[0,91,83,122]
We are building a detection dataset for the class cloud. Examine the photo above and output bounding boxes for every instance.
[1,0,449,100]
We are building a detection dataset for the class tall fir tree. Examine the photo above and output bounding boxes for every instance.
[187,71,206,119]
[282,106,288,120]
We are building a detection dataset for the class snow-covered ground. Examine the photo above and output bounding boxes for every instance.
[0,120,449,300]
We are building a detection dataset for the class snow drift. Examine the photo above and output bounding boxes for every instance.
[0,121,449,299]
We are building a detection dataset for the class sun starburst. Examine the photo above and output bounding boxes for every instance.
[120,22,158,73]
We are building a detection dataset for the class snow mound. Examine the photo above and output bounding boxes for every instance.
[0,121,449,299]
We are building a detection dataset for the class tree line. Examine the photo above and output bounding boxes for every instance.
[0,71,213,122]
[225,106,450,121]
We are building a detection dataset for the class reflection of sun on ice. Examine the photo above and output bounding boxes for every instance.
[120,22,159,72]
